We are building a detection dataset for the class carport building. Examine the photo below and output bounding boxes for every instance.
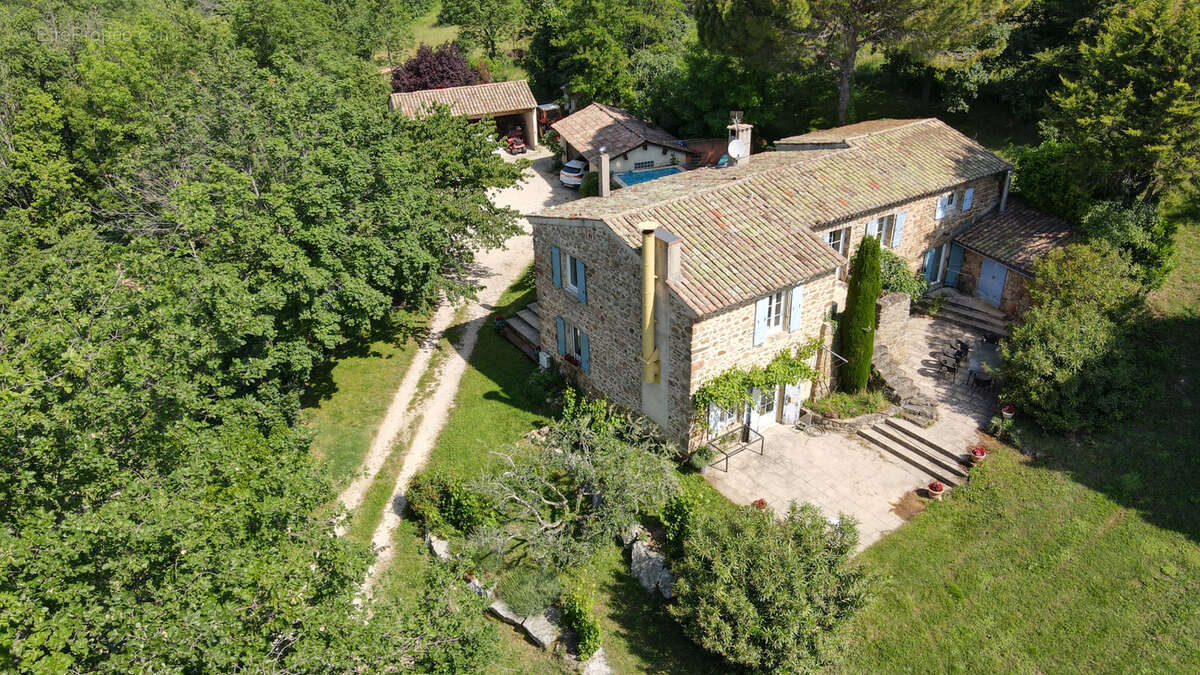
[388,79,540,148]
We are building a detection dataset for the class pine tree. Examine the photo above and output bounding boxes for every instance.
[839,235,882,392]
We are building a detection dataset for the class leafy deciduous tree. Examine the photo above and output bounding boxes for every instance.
[392,41,482,92]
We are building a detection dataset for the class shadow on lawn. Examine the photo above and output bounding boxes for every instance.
[300,318,429,408]
[1025,315,1200,544]
[599,561,725,674]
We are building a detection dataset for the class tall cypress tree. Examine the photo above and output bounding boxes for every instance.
[839,235,882,392]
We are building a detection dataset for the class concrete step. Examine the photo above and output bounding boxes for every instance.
[857,427,963,487]
[938,298,1008,326]
[884,417,963,464]
[940,294,1006,321]
[516,307,540,329]
[505,315,540,346]
[526,302,540,317]
[932,305,1009,336]
[872,423,968,479]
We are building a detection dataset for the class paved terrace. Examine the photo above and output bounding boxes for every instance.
[707,315,998,551]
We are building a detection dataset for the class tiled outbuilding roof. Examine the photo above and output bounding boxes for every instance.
[532,118,1012,316]
[954,199,1075,275]
[776,118,924,145]
[388,80,537,118]
[551,103,694,165]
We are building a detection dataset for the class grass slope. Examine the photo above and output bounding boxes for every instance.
[841,221,1200,671]
[301,327,422,487]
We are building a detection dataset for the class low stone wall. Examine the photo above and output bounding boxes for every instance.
[872,344,940,427]
[812,407,895,433]
[875,292,911,357]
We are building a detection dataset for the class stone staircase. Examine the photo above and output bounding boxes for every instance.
[921,289,1009,336]
[857,417,969,487]
[499,302,542,361]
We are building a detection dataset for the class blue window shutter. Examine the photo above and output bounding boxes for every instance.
[787,283,805,332]
[575,259,587,304]
[935,196,947,220]
[753,296,769,346]
[551,247,562,288]
[866,218,879,238]
[945,243,965,286]
[555,316,565,355]
[580,333,590,373]
[923,249,939,283]
[961,187,974,212]
[707,403,720,432]
[891,212,907,249]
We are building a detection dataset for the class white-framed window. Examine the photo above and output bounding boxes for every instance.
[564,253,580,293]
[936,191,958,219]
[707,402,737,435]
[765,290,785,332]
[565,322,583,359]
[878,214,898,248]
[826,227,844,253]
[634,160,654,170]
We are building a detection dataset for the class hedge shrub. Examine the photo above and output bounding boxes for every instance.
[879,247,928,301]
[407,469,497,536]
[560,587,602,658]
[578,172,599,197]
[668,503,871,673]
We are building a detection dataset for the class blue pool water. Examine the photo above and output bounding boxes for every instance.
[614,166,684,187]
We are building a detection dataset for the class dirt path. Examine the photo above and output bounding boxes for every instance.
[360,235,532,595]
[356,151,569,596]
[334,300,456,526]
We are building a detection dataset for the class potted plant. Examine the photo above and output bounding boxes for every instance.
[927,481,945,501]
[1001,404,1016,419]
[690,445,716,474]
[968,445,988,466]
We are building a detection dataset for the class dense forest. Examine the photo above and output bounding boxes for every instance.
[1,0,523,670]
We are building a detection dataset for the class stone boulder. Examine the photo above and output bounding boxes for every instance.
[582,647,612,675]
[520,607,562,649]
[631,540,675,599]
[620,524,646,548]
[424,533,451,561]
[488,599,523,626]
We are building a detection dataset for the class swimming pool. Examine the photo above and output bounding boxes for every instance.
[613,166,684,187]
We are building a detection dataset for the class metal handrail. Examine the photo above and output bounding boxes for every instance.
[706,425,765,472]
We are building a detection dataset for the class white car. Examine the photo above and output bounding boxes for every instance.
[560,159,587,188]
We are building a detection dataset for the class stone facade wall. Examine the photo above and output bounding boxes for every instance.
[531,218,644,414]
[999,269,1032,318]
[816,173,1006,275]
[956,248,1033,318]
[689,270,837,389]
[958,249,983,295]
[531,218,697,445]
[875,292,911,356]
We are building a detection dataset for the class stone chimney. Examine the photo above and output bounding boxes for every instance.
[599,146,611,197]
[726,111,752,167]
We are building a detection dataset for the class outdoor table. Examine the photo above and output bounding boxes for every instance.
[968,339,1001,379]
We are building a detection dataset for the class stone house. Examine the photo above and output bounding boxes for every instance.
[527,118,1072,447]
[552,103,697,179]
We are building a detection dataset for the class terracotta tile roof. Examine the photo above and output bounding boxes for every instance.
[776,118,925,145]
[551,103,693,165]
[954,199,1076,275]
[388,80,537,118]
[532,118,1012,316]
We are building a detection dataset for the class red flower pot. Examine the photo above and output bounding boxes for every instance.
[928,481,945,501]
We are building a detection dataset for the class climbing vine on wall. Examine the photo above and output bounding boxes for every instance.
[692,338,823,430]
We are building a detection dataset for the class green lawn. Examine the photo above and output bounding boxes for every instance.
[301,324,423,487]
[840,221,1200,671]
[390,1,528,81]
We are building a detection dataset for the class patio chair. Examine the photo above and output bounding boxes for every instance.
[969,371,993,390]
[937,355,959,379]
